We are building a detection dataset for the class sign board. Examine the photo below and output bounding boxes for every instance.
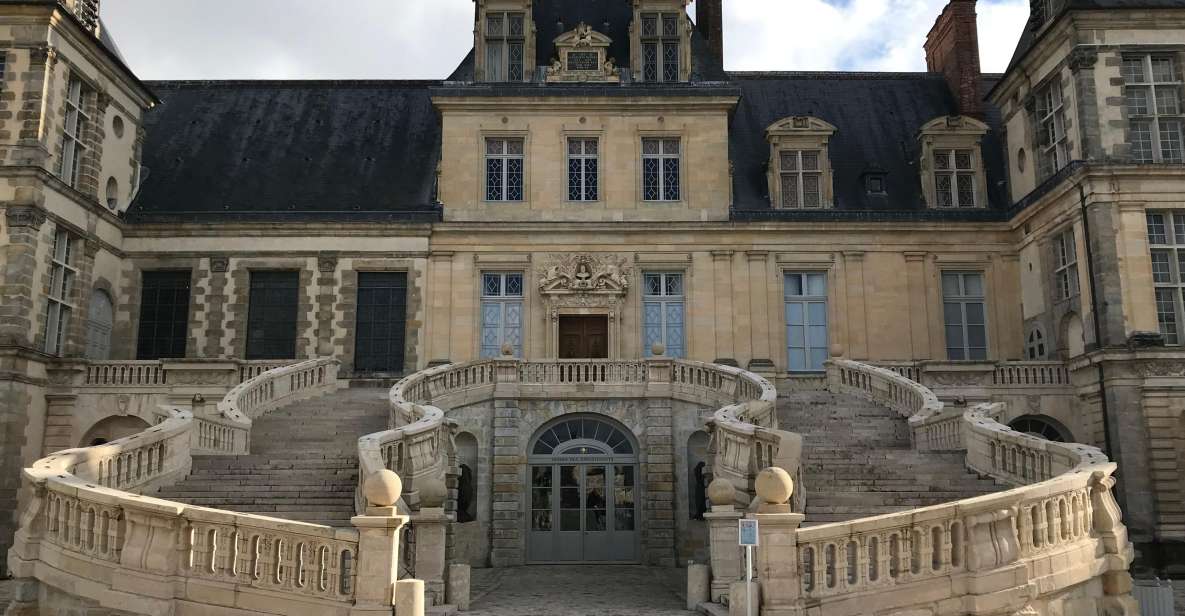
[738,519,759,546]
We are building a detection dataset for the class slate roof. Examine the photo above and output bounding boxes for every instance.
[728,72,1010,216]
[127,81,443,223]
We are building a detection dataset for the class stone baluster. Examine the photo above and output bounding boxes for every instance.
[1090,470,1140,615]
[352,470,420,616]
[751,467,805,616]
[703,478,743,603]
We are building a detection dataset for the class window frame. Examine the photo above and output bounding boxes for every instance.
[244,270,301,361]
[483,11,526,83]
[1053,228,1080,301]
[640,137,682,202]
[1026,326,1048,361]
[642,272,685,358]
[777,149,825,209]
[1035,79,1069,179]
[942,271,990,361]
[43,228,77,356]
[1123,53,1184,164]
[932,148,979,209]
[639,12,682,83]
[1146,211,1185,345]
[783,271,830,373]
[59,76,92,189]
[566,136,600,202]
[480,272,525,358]
[484,136,526,203]
[135,270,192,360]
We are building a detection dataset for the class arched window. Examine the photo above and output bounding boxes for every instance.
[1009,415,1073,443]
[1026,326,1047,360]
[85,289,114,360]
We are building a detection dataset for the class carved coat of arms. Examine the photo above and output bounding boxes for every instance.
[537,254,631,306]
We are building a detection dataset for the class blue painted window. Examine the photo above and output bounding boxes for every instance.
[642,273,685,358]
[942,272,988,360]
[481,273,524,358]
[784,273,829,372]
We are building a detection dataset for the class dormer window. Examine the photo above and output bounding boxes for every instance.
[933,149,977,208]
[641,13,680,82]
[765,116,837,210]
[778,151,823,209]
[865,173,887,196]
[485,12,526,82]
[918,116,989,210]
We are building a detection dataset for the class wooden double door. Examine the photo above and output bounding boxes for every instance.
[558,316,609,359]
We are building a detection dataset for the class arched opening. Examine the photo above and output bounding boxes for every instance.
[687,431,710,520]
[455,432,478,524]
[85,289,114,360]
[1008,414,1073,443]
[1026,325,1047,360]
[105,177,119,210]
[79,415,151,449]
[526,414,639,564]
[1060,313,1085,358]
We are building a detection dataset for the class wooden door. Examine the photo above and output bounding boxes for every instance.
[558,316,609,359]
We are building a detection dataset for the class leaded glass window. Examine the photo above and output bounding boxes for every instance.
[59,76,91,189]
[484,12,525,82]
[1124,54,1184,164]
[481,272,524,358]
[1147,211,1185,345]
[486,137,524,202]
[567,138,598,201]
[784,273,828,372]
[1026,327,1047,361]
[942,272,988,360]
[642,138,680,201]
[641,12,681,82]
[642,273,684,358]
[43,229,76,356]
[1053,229,1079,300]
[778,150,824,209]
[1036,80,1068,179]
[933,149,977,208]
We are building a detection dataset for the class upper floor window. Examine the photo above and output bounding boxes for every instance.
[486,137,524,202]
[59,76,91,189]
[43,228,77,356]
[642,137,680,201]
[933,149,977,208]
[481,272,524,358]
[1123,54,1184,164]
[567,137,598,202]
[643,273,685,358]
[1053,229,1079,300]
[485,12,526,82]
[640,13,680,82]
[1036,80,1069,178]
[1147,211,1185,345]
[942,272,988,361]
[778,150,824,209]
[1026,327,1048,360]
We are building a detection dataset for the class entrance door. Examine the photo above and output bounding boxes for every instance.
[558,316,609,359]
[528,416,638,563]
[355,272,408,374]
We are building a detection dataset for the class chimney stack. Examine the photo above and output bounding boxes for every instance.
[696,0,724,69]
[925,0,982,118]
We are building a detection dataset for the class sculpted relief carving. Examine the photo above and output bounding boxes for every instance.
[538,253,630,296]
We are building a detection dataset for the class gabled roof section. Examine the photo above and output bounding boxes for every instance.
[729,72,1009,215]
[128,81,443,223]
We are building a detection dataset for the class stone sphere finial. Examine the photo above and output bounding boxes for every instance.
[707,478,735,507]
[651,342,666,357]
[755,467,794,506]
[364,469,403,508]
[500,343,514,357]
[418,477,448,509]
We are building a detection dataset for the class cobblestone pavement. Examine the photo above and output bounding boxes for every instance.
[468,566,694,616]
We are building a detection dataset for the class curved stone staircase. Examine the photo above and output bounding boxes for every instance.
[778,390,1003,524]
[154,387,389,527]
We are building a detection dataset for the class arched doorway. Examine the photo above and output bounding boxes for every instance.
[527,415,639,563]
[79,415,151,448]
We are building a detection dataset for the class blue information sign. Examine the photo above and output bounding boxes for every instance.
[738,519,759,546]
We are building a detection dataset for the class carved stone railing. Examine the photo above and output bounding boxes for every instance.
[826,359,943,426]
[219,358,341,422]
[83,360,169,386]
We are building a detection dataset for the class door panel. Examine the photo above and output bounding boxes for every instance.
[558,316,609,359]
[355,272,408,373]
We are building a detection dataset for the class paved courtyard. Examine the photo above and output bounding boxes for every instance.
[468,566,695,616]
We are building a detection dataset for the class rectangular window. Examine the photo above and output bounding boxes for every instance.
[1053,229,1080,300]
[136,270,191,360]
[567,137,599,202]
[1124,54,1184,164]
[354,272,408,374]
[59,76,91,189]
[778,150,823,209]
[1147,211,1185,345]
[42,229,76,356]
[245,271,300,360]
[942,272,989,360]
[481,272,524,358]
[641,12,681,82]
[485,12,525,82]
[486,137,524,202]
[933,149,977,208]
[784,272,828,372]
[642,273,685,358]
[642,137,680,201]
[1036,80,1069,179]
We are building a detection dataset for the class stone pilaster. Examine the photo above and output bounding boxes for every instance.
[413,508,450,606]
[490,397,524,566]
[14,46,53,167]
[316,254,339,357]
[0,205,47,348]
[645,396,676,566]
[704,505,743,602]
[203,257,230,357]
[711,250,735,365]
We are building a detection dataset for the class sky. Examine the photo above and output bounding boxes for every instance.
[100,0,1030,81]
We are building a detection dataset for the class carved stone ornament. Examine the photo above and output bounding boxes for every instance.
[168,370,230,386]
[1134,360,1185,378]
[929,371,989,387]
[318,255,339,273]
[209,257,229,273]
[5,205,48,230]
[539,253,630,296]
[1069,46,1099,72]
[545,23,619,83]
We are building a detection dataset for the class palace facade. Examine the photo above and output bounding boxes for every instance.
[2,0,1185,601]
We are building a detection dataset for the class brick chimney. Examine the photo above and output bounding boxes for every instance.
[925,0,982,118]
[696,0,724,68]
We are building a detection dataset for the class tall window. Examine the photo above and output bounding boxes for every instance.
[484,12,525,82]
[1026,327,1047,360]
[1123,54,1184,164]
[1146,211,1185,345]
[486,137,524,202]
[43,229,77,356]
[641,13,680,82]
[1036,80,1068,179]
[59,77,91,189]
[481,273,523,358]
[943,272,988,360]
[136,270,191,360]
[85,289,114,360]
[567,137,598,202]
[933,149,977,208]
[778,150,823,209]
[245,271,300,360]
[642,273,685,358]
[1053,229,1079,300]
[642,138,680,202]
[784,273,828,372]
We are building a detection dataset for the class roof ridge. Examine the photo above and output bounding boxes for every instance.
[145,79,443,89]
[726,71,946,80]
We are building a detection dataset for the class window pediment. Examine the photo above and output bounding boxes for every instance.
[918,115,989,209]
[765,116,839,139]
[546,23,619,83]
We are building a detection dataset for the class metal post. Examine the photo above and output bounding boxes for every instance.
[746,544,753,616]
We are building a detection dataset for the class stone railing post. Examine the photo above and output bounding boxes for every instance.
[752,468,805,616]
[703,479,743,603]
[412,479,450,606]
[1090,469,1141,615]
[353,470,420,616]
[964,507,1020,573]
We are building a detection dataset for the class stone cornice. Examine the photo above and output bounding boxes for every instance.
[430,94,739,114]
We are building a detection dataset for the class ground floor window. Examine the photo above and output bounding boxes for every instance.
[942,271,988,360]
[784,272,828,372]
[246,270,299,360]
[642,272,684,357]
[136,270,191,360]
[481,272,523,358]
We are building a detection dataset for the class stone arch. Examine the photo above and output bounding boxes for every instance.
[455,431,478,523]
[1008,414,1074,443]
[1059,312,1085,358]
[79,415,151,448]
[687,431,710,520]
[85,288,115,360]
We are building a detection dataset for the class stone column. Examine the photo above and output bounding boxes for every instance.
[413,505,450,606]
[353,470,417,616]
[644,354,676,566]
[751,468,805,616]
[0,205,47,348]
[491,358,524,566]
[703,479,743,603]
